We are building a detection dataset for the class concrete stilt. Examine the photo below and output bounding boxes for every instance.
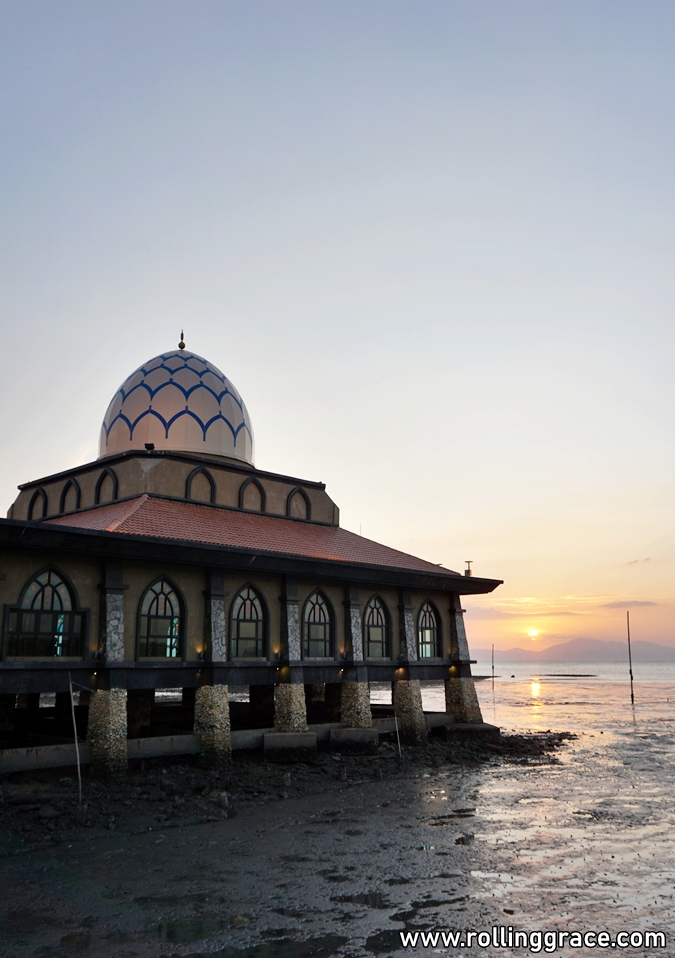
[88,689,128,777]
[444,676,483,724]
[340,683,372,728]
[194,686,231,766]
[0,694,16,730]
[273,684,309,732]
[306,683,326,704]
[182,687,196,711]
[250,685,275,712]
[55,692,71,723]
[392,679,427,746]
[323,682,342,721]
[127,689,155,738]
[16,693,40,712]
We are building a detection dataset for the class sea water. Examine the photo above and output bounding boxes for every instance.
[374,663,675,947]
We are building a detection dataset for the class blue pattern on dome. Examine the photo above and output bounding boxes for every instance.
[99,350,253,457]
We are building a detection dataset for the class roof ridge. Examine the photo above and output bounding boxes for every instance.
[105,494,149,532]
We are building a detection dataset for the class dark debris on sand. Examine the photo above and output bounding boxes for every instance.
[0,732,574,857]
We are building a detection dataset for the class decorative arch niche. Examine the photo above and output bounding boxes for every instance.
[59,478,81,515]
[27,488,48,520]
[185,467,216,504]
[95,468,119,505]
[238,477,266,513]
[286,486,311,521]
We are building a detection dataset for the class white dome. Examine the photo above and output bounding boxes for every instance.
[99,348,254,464]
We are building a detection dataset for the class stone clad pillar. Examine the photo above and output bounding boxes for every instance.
[88,688,128,777]
[101,562,127,663]
[192,570,232,763]
[280,576,301,663]
[445,595,483,724]
[340,584,372,728]
[392,590,426,745]
[194,686,231,765]
[392,679,427,745]
[344,584,364,663]
[274,683,309,732]
[89,563,129,777]
[206,569,228,663]
[340,683,372,728]
[273,577,309,734]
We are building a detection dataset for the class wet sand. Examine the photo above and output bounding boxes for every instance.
[1,677,674,957]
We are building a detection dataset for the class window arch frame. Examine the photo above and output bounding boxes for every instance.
[136,576,185,660]
[95,467,119,505]
[59,478,81,515]
[185,467,216,504]
[3,566,88,660]
[27,487,48,520]
[302,590,335,660]
[229,584,268,660]
[363,595,391,660]
[417,600,442,659]
[238,476,267,513]
[286,486,311,521]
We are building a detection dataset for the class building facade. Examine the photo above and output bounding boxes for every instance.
[0,343,501,773]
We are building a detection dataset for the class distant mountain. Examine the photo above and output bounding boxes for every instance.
[471,637,675,663]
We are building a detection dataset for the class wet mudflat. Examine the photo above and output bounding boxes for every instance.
[1,676,674,957]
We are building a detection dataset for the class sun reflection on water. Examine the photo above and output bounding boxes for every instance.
[531,679,541,703]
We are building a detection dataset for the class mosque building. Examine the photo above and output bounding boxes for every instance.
[0,336,501,774]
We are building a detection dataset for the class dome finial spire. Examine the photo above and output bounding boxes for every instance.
[178,330,185,350]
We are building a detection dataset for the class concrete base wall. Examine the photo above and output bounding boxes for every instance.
[329,727,378,754]
[87,689,128,777]
[264,732,317,762]
[444,676,483,724]
[340,683,372,728]
[194,686,231,766]
[274,684,309,732]
[392,679,427,746]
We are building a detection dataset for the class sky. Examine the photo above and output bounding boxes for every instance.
[1,1,674,650]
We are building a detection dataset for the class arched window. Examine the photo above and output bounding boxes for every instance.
[230,586,266,658]
[138,579,182,658]
[28,488,48,520]
[6,569,85,657]
[364,596,389,659]
[303,591,334,659]
[418,601,441,658]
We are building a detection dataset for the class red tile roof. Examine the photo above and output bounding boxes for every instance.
[46,495,461,576]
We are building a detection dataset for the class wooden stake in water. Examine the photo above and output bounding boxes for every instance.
[491,643,495,691]
[68,672,83,807]
[626,611,635,706]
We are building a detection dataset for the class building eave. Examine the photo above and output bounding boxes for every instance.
[0,518,503,595]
